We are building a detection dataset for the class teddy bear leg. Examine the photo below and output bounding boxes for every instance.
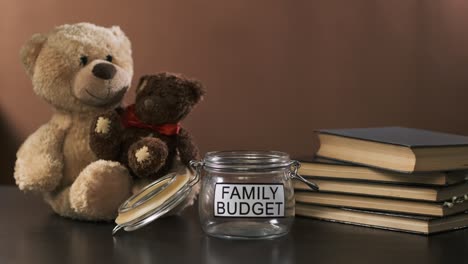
[68,160,132,221]
[127,137,169,178]
[44,187,81,219]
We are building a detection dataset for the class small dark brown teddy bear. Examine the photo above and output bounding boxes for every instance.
[89,72,205,180]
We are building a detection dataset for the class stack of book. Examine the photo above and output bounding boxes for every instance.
[295,127,468,234]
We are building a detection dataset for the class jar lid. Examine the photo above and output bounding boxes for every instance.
[203,150,293,171]
[112,171,199,235]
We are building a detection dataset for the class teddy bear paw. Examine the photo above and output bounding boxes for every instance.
[135,145,151,163]
[95,117,111,134]
[128,138,169,178]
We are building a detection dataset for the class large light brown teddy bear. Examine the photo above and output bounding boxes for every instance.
[14,23,136,221]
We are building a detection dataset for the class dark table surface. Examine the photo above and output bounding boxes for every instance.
[0,186,467,264]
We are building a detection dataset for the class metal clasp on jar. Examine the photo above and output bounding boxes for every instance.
[289,161,319,191]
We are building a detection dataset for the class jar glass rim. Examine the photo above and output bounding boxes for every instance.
[203,150,292,171]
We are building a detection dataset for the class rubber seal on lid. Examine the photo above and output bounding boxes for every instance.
[112,171,199,235]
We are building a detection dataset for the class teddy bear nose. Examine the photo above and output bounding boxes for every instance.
[92,63,116,80]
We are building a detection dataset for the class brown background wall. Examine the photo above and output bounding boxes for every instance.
[1,1,468,184]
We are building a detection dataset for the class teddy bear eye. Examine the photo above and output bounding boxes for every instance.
[106,55,113,62]
[80,56,88,66]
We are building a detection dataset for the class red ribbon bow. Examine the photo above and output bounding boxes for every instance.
[121,104,181,136]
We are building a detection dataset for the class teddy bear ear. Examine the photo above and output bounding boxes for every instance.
[20,33,47,77]
[110,26,129,42]
[110,26,123,36]
[188,80,206,104]
[110,25,132,50]
[135,76,149,94]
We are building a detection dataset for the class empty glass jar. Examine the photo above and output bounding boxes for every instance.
[191,150,318,240]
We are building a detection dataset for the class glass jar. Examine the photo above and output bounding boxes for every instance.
[191,150,318,240]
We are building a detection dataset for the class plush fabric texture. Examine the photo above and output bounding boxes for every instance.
[89,72,205,213]
[90,72,205,179]
[16,24,201,221]
[15,23,138,221]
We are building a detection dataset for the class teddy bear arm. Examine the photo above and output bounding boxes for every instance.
[176,128,200,167]
[14,115,71,192]
[89,110,123,160]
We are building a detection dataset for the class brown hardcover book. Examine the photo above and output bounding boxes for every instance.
[295,192,468,217]
[294,179,468,202]
[295,203,468,234]
[316,127,468,173]
[298,159,467,186]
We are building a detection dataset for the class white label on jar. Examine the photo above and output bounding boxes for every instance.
[214,184,285,217]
